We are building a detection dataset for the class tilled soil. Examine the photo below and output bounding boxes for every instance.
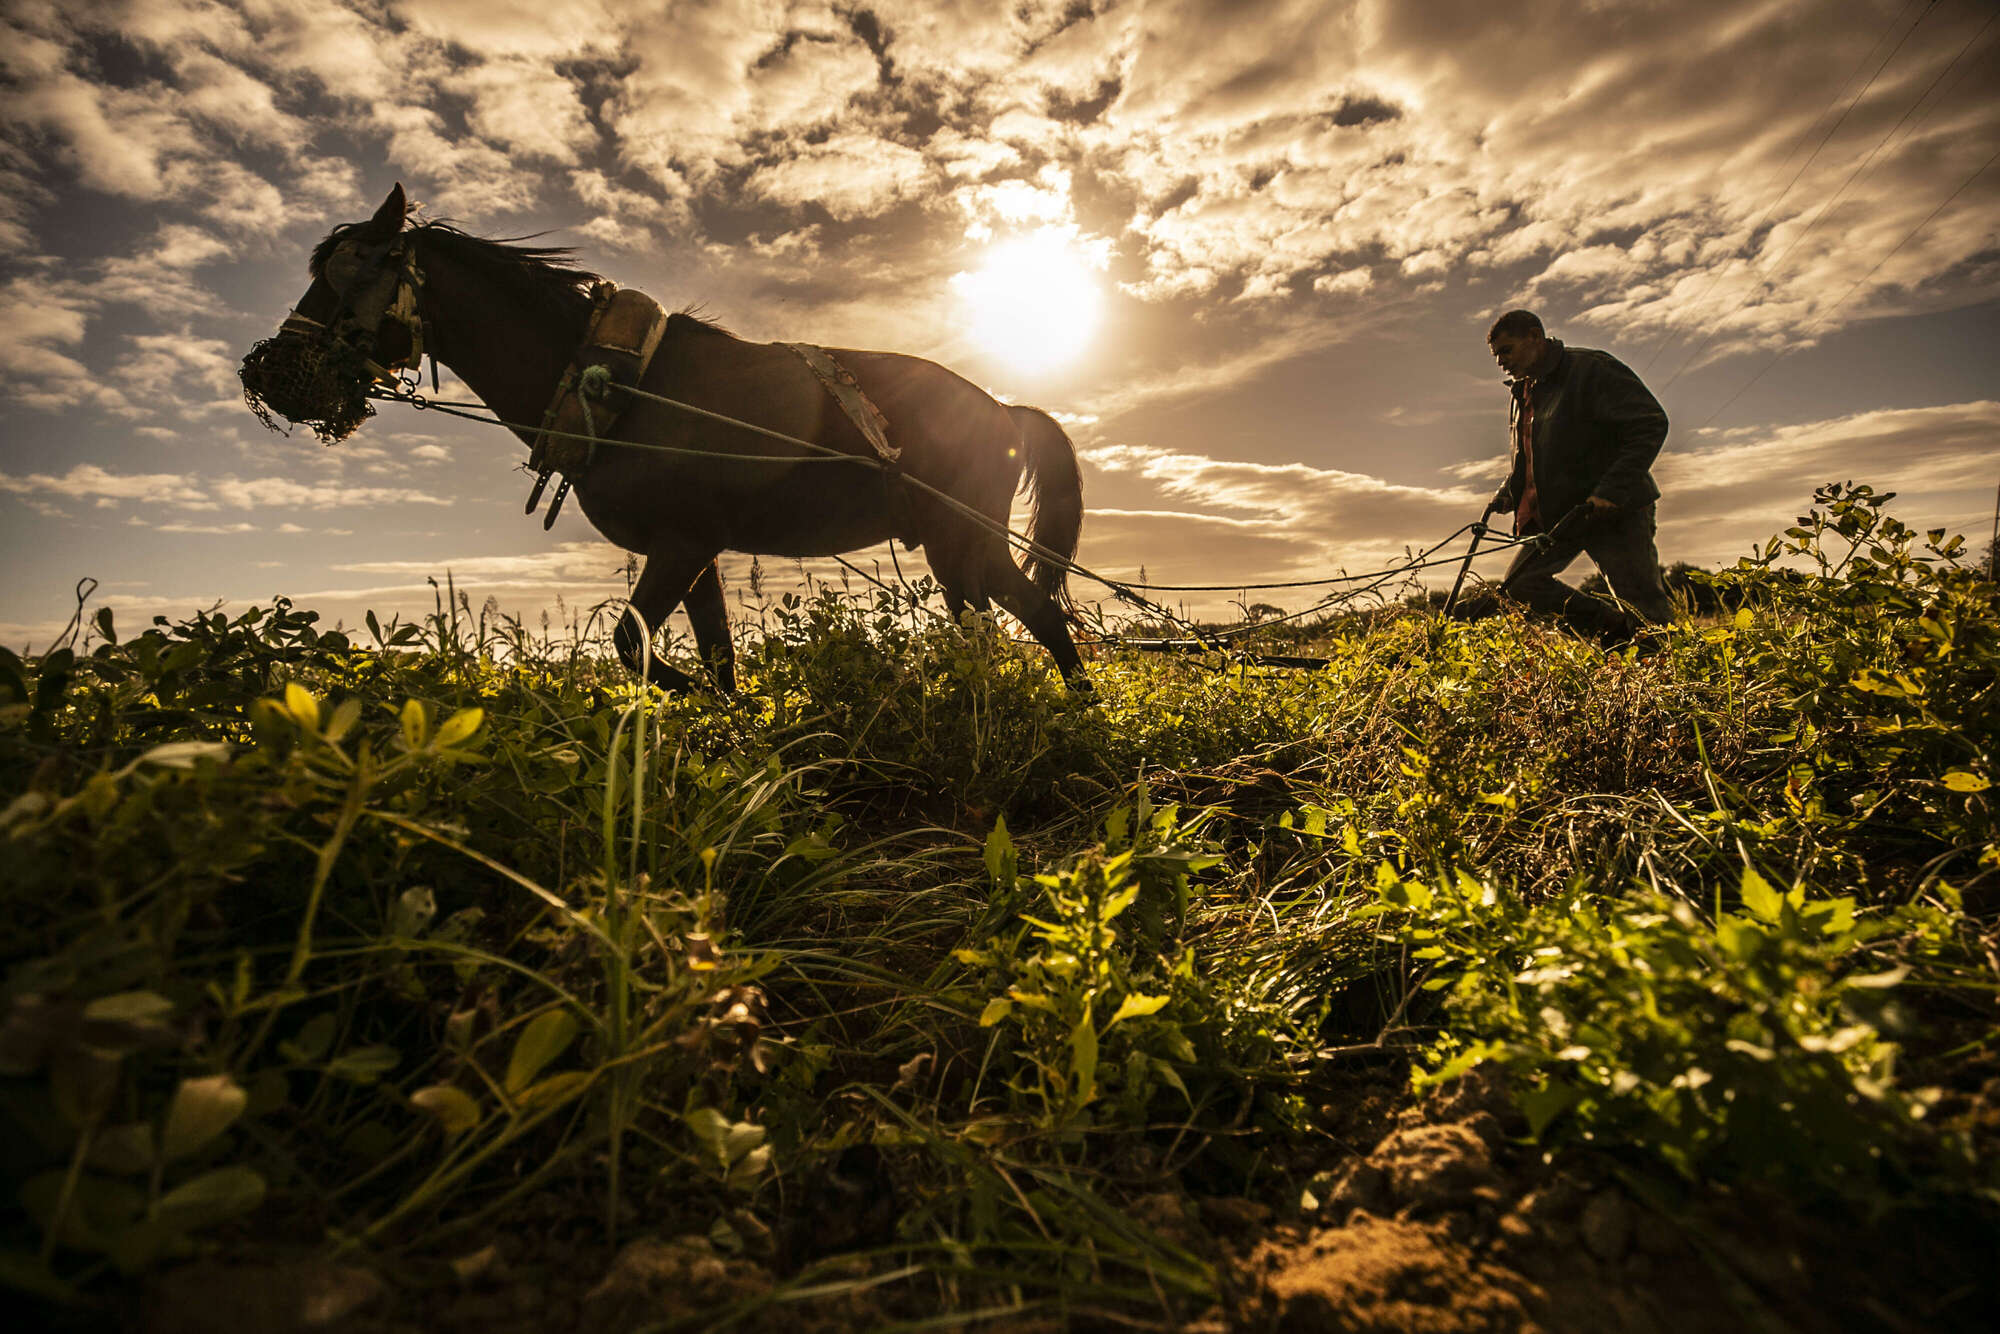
[52,1066,1998,1334]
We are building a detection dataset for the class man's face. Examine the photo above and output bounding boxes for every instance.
[1489,331,1546,379]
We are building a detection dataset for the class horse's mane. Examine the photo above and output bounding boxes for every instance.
[669,308,736,338]
[311,220,603,331]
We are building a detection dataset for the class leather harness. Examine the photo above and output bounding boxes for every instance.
[524,284,902,529]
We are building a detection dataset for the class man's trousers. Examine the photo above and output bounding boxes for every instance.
[1499,502,1674,632]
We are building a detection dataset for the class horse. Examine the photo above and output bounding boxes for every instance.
[240,183,1088,692]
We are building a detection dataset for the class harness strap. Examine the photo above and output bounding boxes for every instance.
[784,343,899,464]
[526,284,669,525]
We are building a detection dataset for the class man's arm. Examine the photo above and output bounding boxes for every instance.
[1587,355,1668,508]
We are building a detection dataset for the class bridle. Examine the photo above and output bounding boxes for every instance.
[286,233,430,387]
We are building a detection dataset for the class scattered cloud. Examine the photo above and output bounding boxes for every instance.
[1661,400,2000,543]
[0,463,450,511]
[2,1,1996,641]
[2,463,207,506]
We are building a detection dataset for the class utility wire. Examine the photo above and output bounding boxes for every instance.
[1638,0,1928,375]
[1653,0,1946,386]
[1661,2,1993,390]
[1694,140,2000,431]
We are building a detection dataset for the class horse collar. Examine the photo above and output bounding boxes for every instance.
[526,283,671,530]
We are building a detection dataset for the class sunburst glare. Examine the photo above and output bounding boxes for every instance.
[951,228,1104,377]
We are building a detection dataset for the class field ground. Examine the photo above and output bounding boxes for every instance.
[3,485,1996,1332]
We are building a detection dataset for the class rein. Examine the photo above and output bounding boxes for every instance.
[287,237,432,389]
[319,229,1546,653]
[362,372,1547,653]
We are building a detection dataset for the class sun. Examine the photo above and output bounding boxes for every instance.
[951,229,1104,377]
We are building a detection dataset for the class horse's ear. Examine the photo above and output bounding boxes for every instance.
[363,183,408,240]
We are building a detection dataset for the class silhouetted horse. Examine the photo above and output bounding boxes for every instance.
[241,184,1086,690]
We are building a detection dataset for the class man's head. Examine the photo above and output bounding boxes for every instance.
[1487,309,1546,379]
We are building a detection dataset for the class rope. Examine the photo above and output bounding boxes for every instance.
[362,377,1546,651]
[1110,524,1540,592]
[367,379,1231,641]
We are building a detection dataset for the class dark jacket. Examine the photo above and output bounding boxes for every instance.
[1497,339,1667,532]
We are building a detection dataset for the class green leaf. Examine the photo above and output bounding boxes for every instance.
[325,1045,400,1084]
[390,886,437,938]
[160,1075,247,1162]
[280,1013,337,1064]
[401,698,429,749]
[88,1122,157,1175]
[683,1106,729,1151]
[283,682,319,731]
[978,997,1013,1027]
[722,1121,766,1166]
[82,992,175,1025]
[20,1169,144,1251]
[1108,993,1170,1026]
[1739,867,1783,923]
[137,741,232,770]
[984,815,1016,885]
[1419,1041,1496,1088]
[1101,881,1141,922]
[435,706,484,748]
[1519,1081,1581,1137]
[1715,917,1762,962]
[410,1085,481,1137]
[1069,1003,1098,1108]
[324,697,362,743]
[726,1144,772,1191]
[505,1010,579,1096]
[155,1166,266,1232]
[515,1070,592,1111]
[50,1048,120,1136]
[1942,769,1990,793]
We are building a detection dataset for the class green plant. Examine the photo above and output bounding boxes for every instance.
[1372,861,1960,1187]
[955,798,1222,1137]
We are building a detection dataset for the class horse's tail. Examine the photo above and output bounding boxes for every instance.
[1007,405,1083,611]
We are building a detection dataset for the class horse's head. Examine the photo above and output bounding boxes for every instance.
[240,183,426,444]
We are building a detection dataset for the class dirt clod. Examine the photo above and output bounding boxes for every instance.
[147,1259,387,1334]
[581,1235,771,1331]
[1374,1121,1500,1213]
[1577,1190,1632,1262]
[1251,1214,1541,1333]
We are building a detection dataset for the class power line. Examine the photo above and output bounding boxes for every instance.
[1661,2,1995,390]
[1693,140,2000,432]
[1652,0,1946,385]
[1638,0,1929,375]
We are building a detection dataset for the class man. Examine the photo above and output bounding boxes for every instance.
[1483,309,1674,635]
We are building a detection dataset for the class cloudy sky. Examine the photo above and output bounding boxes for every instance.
[4,0,1998,650]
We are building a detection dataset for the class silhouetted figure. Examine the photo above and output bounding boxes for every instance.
[1482,310,1673,638]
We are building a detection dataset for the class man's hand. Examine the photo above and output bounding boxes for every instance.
[1585,495,1618,515]
[1490,486,1515,513]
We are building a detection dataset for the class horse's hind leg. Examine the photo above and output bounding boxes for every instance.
[614,546,727,692]
[984,552,1087,688]
[683,560,736,691]
[929,531,991,621]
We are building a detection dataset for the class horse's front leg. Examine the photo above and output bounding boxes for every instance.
[682,560,736,692]
[614,546,725,691]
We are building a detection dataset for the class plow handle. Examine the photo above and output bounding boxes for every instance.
[1443,503,1498,615]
